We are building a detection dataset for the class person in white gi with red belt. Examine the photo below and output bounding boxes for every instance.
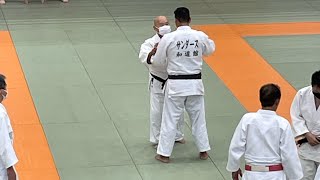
[227,83,303,180]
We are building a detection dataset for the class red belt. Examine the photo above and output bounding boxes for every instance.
[245,164,283,172]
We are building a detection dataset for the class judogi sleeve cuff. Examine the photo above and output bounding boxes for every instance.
[294,129,309,138]
[226,165,240,172]
[2,146,18,169]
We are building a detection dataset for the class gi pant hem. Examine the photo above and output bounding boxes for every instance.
[156,150,171,157]
[199,147,211,152]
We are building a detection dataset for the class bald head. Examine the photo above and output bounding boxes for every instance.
[153,16,169,28]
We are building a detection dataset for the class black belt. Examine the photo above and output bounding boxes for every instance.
[168,73,201,80]
[150,73,167,89]
[297,137,308,146]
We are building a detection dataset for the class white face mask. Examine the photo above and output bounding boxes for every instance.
[159,25,171,36]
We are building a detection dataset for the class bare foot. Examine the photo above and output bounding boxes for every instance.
[62,0,68,2]
[199,151,209,160]
[155,154,170,163]
[0,0,6,5]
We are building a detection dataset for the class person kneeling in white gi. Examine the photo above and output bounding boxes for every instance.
[0,75,18,180]
[227,84,303,180]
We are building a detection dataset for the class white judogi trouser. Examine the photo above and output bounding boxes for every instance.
[315,165,320,180]
[149,77,184,144]
[296,140,320,180]
[299,154,320,180]
[157,94,210,156]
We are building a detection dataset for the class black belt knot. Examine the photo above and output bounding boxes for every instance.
[150,73,167,89]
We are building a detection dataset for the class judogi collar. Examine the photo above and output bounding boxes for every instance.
[177,26,191,31]
[257,109,277,115]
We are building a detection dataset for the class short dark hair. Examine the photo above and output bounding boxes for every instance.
[174,7,191,23]
[0,74,6,90]
[259,83,281,107]
[311,70,320,86]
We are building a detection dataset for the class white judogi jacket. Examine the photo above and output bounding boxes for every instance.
[152,26,215,96]
[0,104,13,143]
[0,104,18,180]
[139,33,185,144]
[139,34,168,94]
[227,110,303,180]
[291,86,320,162]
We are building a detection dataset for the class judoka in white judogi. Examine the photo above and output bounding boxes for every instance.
[0,103,13,144]
[0,76,18,180]
[0,108,18,180]
[291,70,320,180]
[227,84,303,180]
[139,16,184,146]
[152,7,215,162]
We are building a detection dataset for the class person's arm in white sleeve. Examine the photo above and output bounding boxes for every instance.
[201,32,215,56]
[290,92,309,137]
[139,40,153,66]
[152,36,168,66]
[280,123,303,180]
[226,116,246,172]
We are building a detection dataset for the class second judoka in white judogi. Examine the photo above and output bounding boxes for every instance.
[139,16,184,146]
[0,75,18,180]
[227,84,303,180]
[291,70,320,180]
[152,7,215,162]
